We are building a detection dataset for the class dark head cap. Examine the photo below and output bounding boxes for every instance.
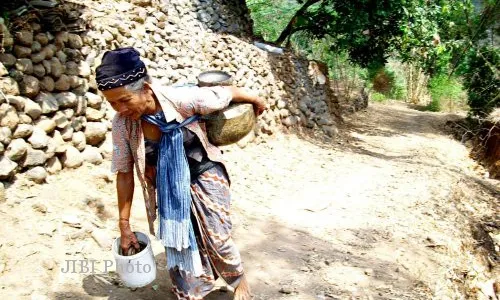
[96,47,147,91]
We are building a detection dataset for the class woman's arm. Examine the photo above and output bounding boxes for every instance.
[225,86,266,115]
[117,171,140,253]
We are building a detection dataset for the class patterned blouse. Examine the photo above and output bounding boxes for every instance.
[111,82,232,234]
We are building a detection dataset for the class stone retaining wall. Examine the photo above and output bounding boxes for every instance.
[0,0,339,183]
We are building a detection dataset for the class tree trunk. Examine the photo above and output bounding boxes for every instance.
[274,0,322,45]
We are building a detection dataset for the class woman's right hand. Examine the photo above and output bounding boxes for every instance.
[119,219,140,255]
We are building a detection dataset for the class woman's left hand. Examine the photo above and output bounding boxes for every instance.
[253,97,266,116]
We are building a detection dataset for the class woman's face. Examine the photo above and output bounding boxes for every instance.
[102,85,155,120]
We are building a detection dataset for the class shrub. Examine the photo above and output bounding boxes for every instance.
[427,74,466,112]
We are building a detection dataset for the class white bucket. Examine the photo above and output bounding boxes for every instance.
[112,232,157,288]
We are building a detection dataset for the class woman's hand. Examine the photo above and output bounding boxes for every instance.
[252,97,266,116]
[119,219,140,255]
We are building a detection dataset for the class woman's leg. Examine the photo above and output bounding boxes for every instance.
[190,165,247,291]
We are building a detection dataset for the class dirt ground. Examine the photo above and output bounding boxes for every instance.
[0,102,498,300]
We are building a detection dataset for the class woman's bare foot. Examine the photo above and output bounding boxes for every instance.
[234,275,251,300]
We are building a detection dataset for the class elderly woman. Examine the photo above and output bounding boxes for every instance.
[96,47,265,300]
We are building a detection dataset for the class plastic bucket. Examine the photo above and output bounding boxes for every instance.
[112,232,156,288]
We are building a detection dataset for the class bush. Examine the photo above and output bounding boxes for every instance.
[371,92,387,102]
[427,74,465,112]
[460,46,500,117]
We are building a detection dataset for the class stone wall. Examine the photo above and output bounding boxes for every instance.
[0,0,339,183]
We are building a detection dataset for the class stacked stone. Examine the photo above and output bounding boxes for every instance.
[0,24,112,182]
[0,0,339,183]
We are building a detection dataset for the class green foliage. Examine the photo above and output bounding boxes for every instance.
[371,92,387,102]
[459,46,500,116]
[246,0,300,41]
[427,74,466,112]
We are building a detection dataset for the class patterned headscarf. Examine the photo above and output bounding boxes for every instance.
[96,47,148,91]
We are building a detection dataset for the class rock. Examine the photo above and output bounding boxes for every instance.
[52,111,69,129]
[85,92,102,109]
[282,116,298,127]
[35,118,57,133]
[0,127,12,144]
[0,143,3,155]
[322,125,338,137]
[40,76,55,92]
[18,113,32,124]
[31,40,42,53]
[6,139,28,161]
[26,166,47,183]
[78,61,91,77]
[33,202,47,214]
[132,0,152,7]
[71,116,86,131]
[35,33,49,46]
[60,125,74,141]
[46,156,62,174]
[0,63,7,77]
[52,130,66,153]
[62,214,81,227]
[99,132,113,159]
[55,92,77,108]
[22,147,47,167]
[0,104,19,130]
[0,77,20,95]
[65,61,78,75]
[85,107,105,121]
[61,146,83,168]
[19,75,40,98]
[55,74,70,91]
[42,46,55,61]
[91,229,112,250]
[0,53,16,67]
[28,127,49,149]
[24,99,42,120]
[15,58,33,74]
[82,146,103,165]
[13,124,33,138]
[35,92,59,114]
[31,51,46,64]
[277,100,287,109]
[13,45,32,58]
[6,95,25,111]
[0,156,17,180]
[75,95,86,115]
[84,122,107,146]
[55,50,66,63]
[67,34,83,49]
[50,58,64,78]
[32,64,46,78]
[72,131,86,151]
[0,182,5,202]
[15,31,33,46]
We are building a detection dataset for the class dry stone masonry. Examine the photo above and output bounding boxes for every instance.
[0,0,339,182]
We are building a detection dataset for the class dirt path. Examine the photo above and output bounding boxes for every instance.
[0,102,498,300]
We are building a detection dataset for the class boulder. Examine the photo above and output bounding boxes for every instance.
[84,122,107,146]
[82,146,103,165]
[46,156,62,174]
[15,31,33,46]
[26,166,47,183]
[35,118,57,133]
[0,104,19,130]
[35,92,59,114]
[6,139,28,161]
[24,99,42,120]
[0,77,20,95]
[13,124,34,139]
[72,131,86,151]
[0,127,12,145]
[28,127,50,149]
[5,95,25,111]
[61,146,83,169]
[55,92,77,108]
[0,156,17,180]
[22,147,47,168]
[19,75,40,98]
